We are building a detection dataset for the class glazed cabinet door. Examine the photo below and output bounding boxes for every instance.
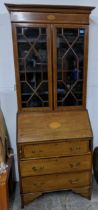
[13,24,52,111]
[53,25,88,110]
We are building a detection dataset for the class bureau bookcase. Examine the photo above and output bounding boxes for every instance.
[6,4,94,207]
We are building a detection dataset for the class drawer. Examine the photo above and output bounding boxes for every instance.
[22,171,91,193]
[20,154,91,177]
[19,140,90,159]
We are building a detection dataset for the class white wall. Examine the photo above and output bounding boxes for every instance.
[0,0,98,181]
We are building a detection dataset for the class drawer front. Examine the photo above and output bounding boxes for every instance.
[22,171,91,193]
[19,140,90,159]
[20,154,91,177]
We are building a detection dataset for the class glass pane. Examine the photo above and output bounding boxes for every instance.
[16,26,49,108]
[56,27,85,107]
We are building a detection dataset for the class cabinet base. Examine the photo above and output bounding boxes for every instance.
[73,186,92,199]
[21,192,42,208]
[21,186,91,207]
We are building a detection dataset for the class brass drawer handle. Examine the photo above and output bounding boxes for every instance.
[32,166,37,171]
[69,162,80,168]
[32,166,44,171]
[32,150,35,153]
[76,146,81,150]
[39,150,43,152]
[70,179,79,184]
[32,150,43,153]
[70,146,80,151]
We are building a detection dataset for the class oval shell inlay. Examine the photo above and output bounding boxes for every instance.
[47,15,56,20]
[49,122,61,129]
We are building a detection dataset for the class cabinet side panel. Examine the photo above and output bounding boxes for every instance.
[12,23,22,112]
[83,26,89,108]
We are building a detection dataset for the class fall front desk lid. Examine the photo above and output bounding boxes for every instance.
[17,110,92,143]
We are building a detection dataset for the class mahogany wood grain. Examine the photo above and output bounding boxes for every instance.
[73,186,92,199]
[19,140,90,159]
[12,23,22,112]
[9,12,90,24]
[83,26,89,109]
[20,154,91,177]
[5,4,94,206]
[5,4,95,14]
[22,186,91,204]
[17,111,92,143]
[21,192,42,205]
[22,171,91,193]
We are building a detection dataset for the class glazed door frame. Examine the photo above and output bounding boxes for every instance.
[12,23,53,112]
[53,24,88,111]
